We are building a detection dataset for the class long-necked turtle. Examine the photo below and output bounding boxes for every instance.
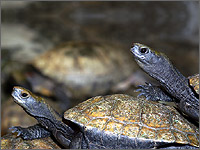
[10,86,199,149]
[130,43,199,122]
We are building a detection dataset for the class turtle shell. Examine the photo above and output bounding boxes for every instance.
[64,94,199,149]
[188,74,199,95]
[32,41,137,100]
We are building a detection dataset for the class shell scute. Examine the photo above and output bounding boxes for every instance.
[138,126,156,139]
[122,124,140,138]
[104,120,124,135]
[32,42,136,99]
[189,74,199,94]
[171,114,196,133]
[172,130,189,145]
[87,118,108,131]
[64,94,199,147]
[112,99,140,123]
[156,129,175,142]
[187,134,199,147]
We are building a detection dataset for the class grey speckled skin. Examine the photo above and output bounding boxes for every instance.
[130,43,199,122]
[10,86,74,148]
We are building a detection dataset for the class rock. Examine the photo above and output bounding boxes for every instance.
[1,133,61,149]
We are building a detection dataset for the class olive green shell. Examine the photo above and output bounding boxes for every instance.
[188,74,199,94]
[1,133,61,149]
[32,41,136,99]
[64,94,199,147]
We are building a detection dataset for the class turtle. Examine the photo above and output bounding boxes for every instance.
[29,41,139,103]
[10,86,199,149]
[130,43,199,123]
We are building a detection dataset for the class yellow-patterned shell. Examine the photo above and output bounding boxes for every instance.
[32,41,137,99]
[64,94,199,147]
[188,74,199,94]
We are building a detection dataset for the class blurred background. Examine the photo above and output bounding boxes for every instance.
[1,1,199,136]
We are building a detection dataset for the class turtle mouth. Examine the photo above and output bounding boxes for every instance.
[131,47,147,61]
[130,51,148,65]
[11,88,26,105]
[135,58,149,68]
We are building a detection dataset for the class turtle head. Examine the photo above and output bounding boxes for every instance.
[130,43,171,82]
[130,43,163,67]
[12,86,52,118]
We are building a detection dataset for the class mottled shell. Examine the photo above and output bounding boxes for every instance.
[1,133,61,149]
[188,74,199,94]
[32,41,136,99]
[64,94,199,147]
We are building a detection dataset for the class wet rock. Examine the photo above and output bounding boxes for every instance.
[1,133,61,149]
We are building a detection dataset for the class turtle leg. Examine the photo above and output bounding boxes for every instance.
[9,124,51,140]
[69,132,90,149]
[135,83,173,102]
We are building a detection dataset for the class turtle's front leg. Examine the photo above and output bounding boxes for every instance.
[136,83,173,102]
[10,124,51,140]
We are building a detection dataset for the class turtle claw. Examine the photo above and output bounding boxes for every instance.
[137,84,151,90]
[135,83,158,101]
[135,88,142,92]
[135,83,171,102]
[9,126,23,136]
[17,131,21,136]
[146,95,152,100]
[137,85,146,89]
[137,93,145,97]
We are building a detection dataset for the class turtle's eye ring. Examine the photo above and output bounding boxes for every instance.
[20,92,29,98]
[140,47,149,54]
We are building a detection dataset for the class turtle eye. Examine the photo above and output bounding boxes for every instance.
[140,47,149,54]
[20,92,29,98]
